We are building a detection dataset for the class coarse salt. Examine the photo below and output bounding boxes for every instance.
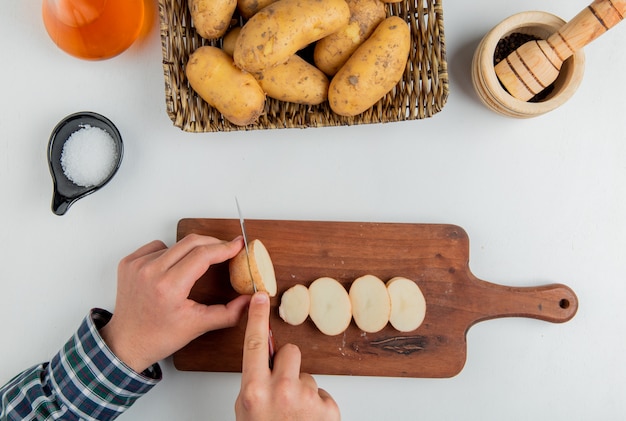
[60,125,118,187]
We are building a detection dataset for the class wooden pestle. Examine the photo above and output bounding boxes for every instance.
[495,0,626,101]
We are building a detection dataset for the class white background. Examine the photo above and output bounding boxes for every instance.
[1,0,625,419]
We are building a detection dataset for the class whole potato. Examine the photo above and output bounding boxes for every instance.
[256,55,329,105]
[186,46,266,126]
[222,26,242,56]
[233,0,351,73]
[188,0,236,40]
[329,16,410,116]
[314,0,387,76]
[237,0,278,19]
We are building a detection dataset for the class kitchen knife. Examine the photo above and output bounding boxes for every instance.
[235,197,276,368]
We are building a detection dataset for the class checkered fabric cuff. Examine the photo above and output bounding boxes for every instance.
[47,308,162,420]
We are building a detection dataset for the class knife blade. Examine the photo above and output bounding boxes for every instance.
[236,197,257,293]
[235,197,275,369]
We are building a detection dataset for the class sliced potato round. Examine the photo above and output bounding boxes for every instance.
[278,284,310,326]
[386,277,426,332]
[308,277,352,336]
[349,274,390,333]
[229,239,277,296]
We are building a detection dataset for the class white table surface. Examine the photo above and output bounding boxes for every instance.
[2,1,625,420]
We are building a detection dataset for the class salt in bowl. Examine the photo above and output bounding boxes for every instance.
[47,111,124,215]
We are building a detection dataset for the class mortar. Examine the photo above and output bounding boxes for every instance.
[472,11,585,118]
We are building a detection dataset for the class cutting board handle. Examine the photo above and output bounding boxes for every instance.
[470,279,578,325]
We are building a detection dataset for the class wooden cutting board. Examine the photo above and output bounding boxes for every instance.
[173,219,578,378]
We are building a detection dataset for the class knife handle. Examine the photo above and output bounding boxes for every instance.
[268,325,276,369]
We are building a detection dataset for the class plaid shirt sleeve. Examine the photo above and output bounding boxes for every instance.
[0,308,162,420]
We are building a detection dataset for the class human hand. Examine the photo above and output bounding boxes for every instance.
[235,292,341,421]
[100,234,251,373]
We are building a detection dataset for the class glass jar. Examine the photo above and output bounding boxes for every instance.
[42,0,145,60]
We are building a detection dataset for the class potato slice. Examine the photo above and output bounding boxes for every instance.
[229,239,277,296]
[386,277,426,332]
[278,284,310,326]
[349,274,390,333]
[309,277,352,336]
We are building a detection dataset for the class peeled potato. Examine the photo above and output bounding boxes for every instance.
[229,239,277,296]
[309,277,352,336]
[349,274,390,333]
[279,284,310,326]
[386,277,426,332]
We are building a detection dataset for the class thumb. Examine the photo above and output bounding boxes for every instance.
[193,295,251,334]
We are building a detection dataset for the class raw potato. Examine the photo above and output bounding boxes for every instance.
[349,275,390,333]
[229,239,277,296]
[386,277,426,332]
[188,0,237,40]
[233,0,351,73]
[255,55,329,105]
[309,277,352,336]
[279,284,310,326]
[222,26,242,56]
[314,0,387,76]
[237,0,278,19]
[186,46,266,126]
[328,16,411,116]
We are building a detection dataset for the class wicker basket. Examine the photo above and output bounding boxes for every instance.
[159,0,449,132]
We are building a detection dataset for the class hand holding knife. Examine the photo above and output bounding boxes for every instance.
[236,197,276,369]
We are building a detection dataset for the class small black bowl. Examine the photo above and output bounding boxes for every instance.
[47,111,124,215]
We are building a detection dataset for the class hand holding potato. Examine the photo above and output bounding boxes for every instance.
[99,235,251,373]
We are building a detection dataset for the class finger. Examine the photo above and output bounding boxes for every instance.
[124,240,167,262]
[192,295,251,334]
[118,241,168,277]
[158,234,226,270]
[241,292,271,382]
[298,372,319,391]
[169,237,244,292]
[273,343,302,379]
[318,387,334,402]
[318,387,341,417]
